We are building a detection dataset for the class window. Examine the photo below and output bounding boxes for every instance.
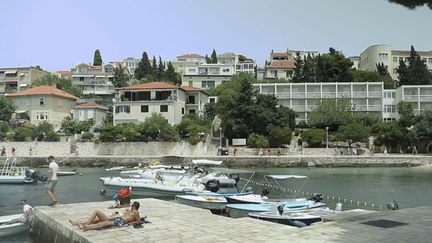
[188,95,195,104]
[222,68,230,72]
[160,105,168,112]
[422,58,427,63]
[182,107,184,114]
[429,58,432,64]
[141,105,149,112]
[393,57,397,63]
[209,97,216,103]
[384,105,396,113]
[384,91,395,99]
[378,53,388,61]
[188,81,193,86]
[36,112,48,120]
[39,98,45,105]
[236,65,241,70]
[399,57,403,62]
[270,70,277,77]
[79,77,84,81]
[201,80,215,89]
[115,106,130,113]
[189,109,195,114]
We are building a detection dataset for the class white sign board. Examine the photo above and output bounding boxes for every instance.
[232,138,247,146]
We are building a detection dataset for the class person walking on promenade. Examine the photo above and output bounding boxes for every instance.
[267,148,271,156]
[258,148,263,156]
[277,147,281,156]
[233,147,238,156]
[1,146,5,156]
[11,147,16,156]
[47,155,59,206]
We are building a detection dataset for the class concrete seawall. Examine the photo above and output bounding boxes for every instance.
[12,155,432,168]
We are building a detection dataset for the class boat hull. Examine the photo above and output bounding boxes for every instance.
[175,195,227,211]
[0,175,26,184]
[226,201,327,218]
[248,212,322,227]
[0,214,29,237]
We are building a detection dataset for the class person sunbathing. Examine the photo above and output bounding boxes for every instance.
[69,201,141,230]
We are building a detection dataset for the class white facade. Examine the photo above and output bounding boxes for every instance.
[71,102,108,127]
[113,82,209,125]
[396,85,432,115]
[264,49,318,80]
[181,64,234,89]
[172,54,206,75]
[122,57,140,76]
[71,63,115,95]
[253,82,383,123]
[359,44,432,79]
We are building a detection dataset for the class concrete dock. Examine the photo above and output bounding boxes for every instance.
[31,199,432,243]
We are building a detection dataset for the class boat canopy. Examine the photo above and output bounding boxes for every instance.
[266,175,308,180]
[192,159,223,165]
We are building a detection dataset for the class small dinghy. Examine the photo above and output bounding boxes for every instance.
[57,171,77,176]
[106,166,125,172]
[0,214,29,237]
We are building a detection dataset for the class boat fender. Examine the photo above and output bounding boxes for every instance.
[290,220,307,228]
[100,189,107,196]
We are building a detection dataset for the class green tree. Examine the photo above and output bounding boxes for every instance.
[308,99,354,131]
[12,124,35,141]
[210,49,218,63]
[291,52,304,83]
[388,0,432,10]
[152,56,158,77]
[157,56,165,81]
[247,133,269,148]
[34,75,82,97]
[205,54,211,64]
[351,69,395,88]
[61,116,95,135]
[396,46,432,86]
[376,62,389,76]
[301,129,325,147]
[165,62,179,85]
[80,132,95,142]
[176,114,210,138]
[269,126,292,147]
[397,101,416,128]
[135,51,152,81]
[0,121,11,141]
[93,49,103,66]
[336,123,370,143]
[315,48,353,83]
[0,96,15,121]
[372,122,405,151]
[139,113,179,141]
[113,65,129,88]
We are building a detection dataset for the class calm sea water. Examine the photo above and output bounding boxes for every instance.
[1,166,432,242]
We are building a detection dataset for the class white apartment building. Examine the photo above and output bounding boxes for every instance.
[358,44,432,79]
[269,49,319,62]
[71,102,108,127]
[181,63,235,89]
[172,54,206,75]
[123,57,140,76]
[253,82,383,123]
[113,82,209,125]
[71,63,115,96]
[396,85,432,115]
[349,56,360,69]
[218,52,256,75]
[0,66,49,95]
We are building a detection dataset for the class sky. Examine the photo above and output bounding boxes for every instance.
[0,0,431,71]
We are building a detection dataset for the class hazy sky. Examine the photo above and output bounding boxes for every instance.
[0,0,431,70]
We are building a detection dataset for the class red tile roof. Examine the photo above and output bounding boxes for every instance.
[122,82,178,90]
[74,102,108,110]
[56,71,72,77]
[271,53,288,58]
[179,86,208,94]
[266,60,296,69]
[7,85,78,100]
[177,53,205,59]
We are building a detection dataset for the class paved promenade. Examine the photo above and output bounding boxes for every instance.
[31,198,432,243]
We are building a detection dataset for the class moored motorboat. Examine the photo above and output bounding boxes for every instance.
[0,157,46,184]
[248,211,322,227]
[57,171,77,176]
[0,214,29,238]
[105,166,125,172]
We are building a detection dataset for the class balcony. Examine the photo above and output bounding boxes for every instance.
[337,92,351,98]
[322,92,336,98]
[291,105,306,111]
[352,92,367,98]
[306,105,319,111]
[277,92,290,98]
[368,105,382,111]
[291,92,305,98]
[420,95,432,102]
[403,95,418,101]
[368,91,382,98]
[306,92,321,98]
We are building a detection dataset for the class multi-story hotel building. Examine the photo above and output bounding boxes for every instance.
[181,63,235,89]
[358,44,432,79]
[71,63,115,96]
[0,66,49,95]
[113,82,209,125]
[171,54,206,75]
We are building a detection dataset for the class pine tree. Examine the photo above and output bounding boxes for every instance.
[93,49,103,66]
[211,49,218,64]
[165,62,179,85]
[396,60,408,87]
[152,56,158,78]
[291,52,304,83]
[303,53,316,83]
[134,51,152,81]
[376,62,389,76]
[396,45,432,86]
[113,65,129,88]
[157,56,165,81]
[205,54,211,64]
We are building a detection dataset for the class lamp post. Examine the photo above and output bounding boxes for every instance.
[219,127,222,148]
[325,127,329,149]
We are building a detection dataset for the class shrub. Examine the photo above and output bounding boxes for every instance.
[297,121,309,128]
[301,129,325,147]
[247,133,269,148]
[81,132,95,142]
[269,126,292,147]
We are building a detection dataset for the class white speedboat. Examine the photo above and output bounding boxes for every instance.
[105,166,125,172]
[0,214,29,237]
[248,211,322,227]
[57,171,77,176]
[0,157,33,184]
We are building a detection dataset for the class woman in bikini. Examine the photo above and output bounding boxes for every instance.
[69,201,141,230]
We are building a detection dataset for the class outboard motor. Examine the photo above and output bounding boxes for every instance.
[277,204,285,216]
[205,179,220,193]
[228,173,240,184]
[25,169,47,183]
[261,188,270,197]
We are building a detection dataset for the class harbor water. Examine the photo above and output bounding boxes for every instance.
[1,166,432,242]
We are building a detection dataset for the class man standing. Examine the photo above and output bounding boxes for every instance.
[47,155,59,206]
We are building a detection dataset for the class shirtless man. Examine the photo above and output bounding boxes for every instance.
[69,201,141,230]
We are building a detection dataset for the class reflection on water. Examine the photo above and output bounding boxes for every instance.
[1,166,431,242]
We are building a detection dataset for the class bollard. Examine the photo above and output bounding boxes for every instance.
[335,202,343,211]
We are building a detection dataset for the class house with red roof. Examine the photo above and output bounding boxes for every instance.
[113,82,209,125]
[71,102,108,127]
[6,85,78,129]
[265,49,319,80]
